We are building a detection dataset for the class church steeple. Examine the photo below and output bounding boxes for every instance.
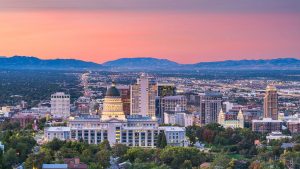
[218,108,225,124]
[237,109,244,128]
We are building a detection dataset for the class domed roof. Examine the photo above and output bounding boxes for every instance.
[266,85,277,91]
[106,82,120,97]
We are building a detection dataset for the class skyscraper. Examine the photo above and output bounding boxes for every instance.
[51,92,70,118]
[117,85,131,116]
[263,85,278,120]
[130,74,157,117]
[199,91,223,125]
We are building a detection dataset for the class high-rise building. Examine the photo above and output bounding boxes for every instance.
[116,85,131,116]
[156,83,176,119]
[264,85,278,120]
[157,83,176,97]
[160,95,187,113]
[51,92,70,118]
[164,105,193,127]
[199,91,223,125]
[130,74,157,117]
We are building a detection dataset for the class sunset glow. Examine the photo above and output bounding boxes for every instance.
[0,0,299,63]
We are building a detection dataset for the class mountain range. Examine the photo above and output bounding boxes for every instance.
[0,56,299,70]
[0,56,102,69]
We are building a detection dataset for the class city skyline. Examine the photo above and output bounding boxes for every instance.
[0,0,300,63]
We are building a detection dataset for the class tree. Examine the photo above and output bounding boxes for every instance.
[124,147,157,163]
[185,126,198,145]
[180,160,192,169]
[157,131,167,149]
[88,162,104,169]
[210,154,231,169]
[99,140,111,151]
[160,147,206,169]
[45,138,64,151]
[24,153,45,169]
[96,150,111,168]
[3,148,18,168]
[112,144,128,157]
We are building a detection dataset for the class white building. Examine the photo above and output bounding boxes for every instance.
[159,126,186,146]
[44,127,71,141]
[266,131,292,143]
[130,74,157,117]
[223,101,234,112]
[164,105,193,127]
[51,92,70,118]
[45,83,186,148]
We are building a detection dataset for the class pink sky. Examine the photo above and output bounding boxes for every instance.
[0,1,299,64]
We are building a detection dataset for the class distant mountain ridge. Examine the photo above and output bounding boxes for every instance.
[0,56,102,69]
[103,57,179,70]
[192,58,300,69]
[104,57,300,70]
[0,56,299,70]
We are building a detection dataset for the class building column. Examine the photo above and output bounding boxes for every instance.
[126,130,129,146]
[133,131,136,146]
[75,130,78,140]
[139,131,141,147]
[88,130,91,144]
[151,130,154,147]
[94,130,97,144]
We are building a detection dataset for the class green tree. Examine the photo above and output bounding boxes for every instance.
[45,138,64,151]
[99,140,111,151]
[24,153,45,169]
[3,148,18,168]
[88,162,104,169]
[180,160,192,169]
[112,144,128,157]
[157,131,167,149]
[96,150,111,168]
[160,147,206,169]
[210,154,231,169]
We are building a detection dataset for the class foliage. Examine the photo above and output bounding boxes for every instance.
[159,146,207,169]
[157,131,167,149]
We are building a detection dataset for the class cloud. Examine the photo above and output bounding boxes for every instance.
[1,0,300,13]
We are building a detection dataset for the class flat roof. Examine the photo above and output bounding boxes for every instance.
[252,118,283,123]
[46,127,70,132]
[159,126,185,132]
[42,164,68,169]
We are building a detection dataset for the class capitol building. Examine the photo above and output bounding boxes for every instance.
[45,83,186,147]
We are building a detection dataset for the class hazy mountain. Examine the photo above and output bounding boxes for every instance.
[103,57,179,70]
[0,56,103,70]
[0,56,299,70]
[193,58,300,69]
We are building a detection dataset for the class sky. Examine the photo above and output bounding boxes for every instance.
[0,0,299,64]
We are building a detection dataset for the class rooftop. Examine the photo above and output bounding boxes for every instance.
[42,164,68,169]
[252,118,283,123]
[159,126,185,132]
[46,127,70,132]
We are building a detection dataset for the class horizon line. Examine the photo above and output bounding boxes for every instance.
[1,55,299,65]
